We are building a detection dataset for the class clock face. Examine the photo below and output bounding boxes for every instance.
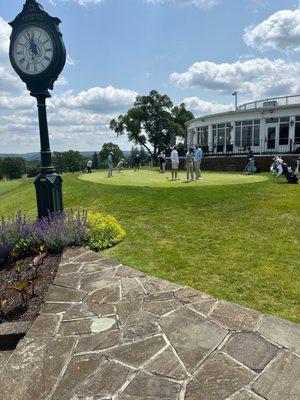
[12,25,54,76]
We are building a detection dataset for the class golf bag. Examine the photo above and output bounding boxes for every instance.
[243,158,257,175]
[272,159,299,184]
[285,166,299,184]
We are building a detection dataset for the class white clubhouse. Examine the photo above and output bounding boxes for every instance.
[187,95,300,155]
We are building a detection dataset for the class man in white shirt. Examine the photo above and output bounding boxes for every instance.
[171,146,179,180]
[87,160,92,174]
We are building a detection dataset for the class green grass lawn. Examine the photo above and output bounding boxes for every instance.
[1,169,299,322]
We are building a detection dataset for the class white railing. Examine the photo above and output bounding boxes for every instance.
[185,139,300,156]
[237,95,300,111]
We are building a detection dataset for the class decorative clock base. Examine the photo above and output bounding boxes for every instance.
[34,173,63,219]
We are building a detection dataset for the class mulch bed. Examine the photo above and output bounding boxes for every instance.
[0,253,61,323]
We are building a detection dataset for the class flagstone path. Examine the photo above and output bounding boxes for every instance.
[0,247,299,400]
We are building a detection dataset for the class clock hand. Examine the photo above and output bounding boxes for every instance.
[27,35,38,56]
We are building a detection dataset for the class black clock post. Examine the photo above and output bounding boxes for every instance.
[9,0,66,218]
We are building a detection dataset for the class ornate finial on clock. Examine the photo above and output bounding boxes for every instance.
[24,0,44,11]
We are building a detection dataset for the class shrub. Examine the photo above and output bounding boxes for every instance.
[87,211,126,251]
[0,158,3,180]
[34,210,88,252]
[0,210,125,263]
[26,164,40,178]
[0,212,36,257]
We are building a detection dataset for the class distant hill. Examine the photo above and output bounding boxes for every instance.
[0,153,41,162]
[0,150,131,162]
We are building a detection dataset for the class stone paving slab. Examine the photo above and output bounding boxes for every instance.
[1,248,299,400]
[0,336,76,400]
[160,307,228,372]
[222,332,279,372]
[0,320,32,336]
[252,352,300,400]
[51,353,108,399]
[0,350,13,369]
[144,346,189,380]
[209,300,261,331]
[27,313,60,337]
[58,316,117,335]
[257,314,300,354]
[185,351,256,400]
[229,390,265,400]
[119,372,182,400]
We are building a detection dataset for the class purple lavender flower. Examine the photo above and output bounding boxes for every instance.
[0,210,88,259]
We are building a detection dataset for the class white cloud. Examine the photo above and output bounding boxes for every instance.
[183,97,233,115]
[56,76,69,86]
[145,0,219,8]
[0,15,136,152]
[170,58,300,98]
[0,17,25,94]
[0,66,24,94]
[244,9,300,52]
[0,16,10,60]
[53,86,138,113]
[48,0,219,7]
[0,84,137,152]
[66,55,76,66]
[48,0,103,6]
[0,94,35,110]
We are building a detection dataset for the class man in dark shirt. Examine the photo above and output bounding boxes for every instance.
[246,146,254,161]
[134,153,141,171]
[244,146,256,174]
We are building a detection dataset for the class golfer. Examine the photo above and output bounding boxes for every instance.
[107,152,113,177]
[171,146,179,180]
[134,153,141,171]
[194,144,203,181]
[185,147,194,181]
[148,152,153,170]
[159,151,166,173]
[117,159,125,172]
[86,160,92,173]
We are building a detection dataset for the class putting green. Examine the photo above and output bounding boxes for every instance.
[79,169,268,187]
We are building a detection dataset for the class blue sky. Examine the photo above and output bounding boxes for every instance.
[0,0,300,152]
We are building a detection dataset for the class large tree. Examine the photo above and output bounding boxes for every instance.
[110,90,194,157]
[2,157,26,180]
[172,102,195,143]
[99,143,124,164]
[53,151,85,173]
[92,152,100,170]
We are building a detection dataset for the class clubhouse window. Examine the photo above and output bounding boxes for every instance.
[197,126,208,145]
[234,120,260,148]
[295,117,300,143]
[279,122,289,145]
[212,123,231,146]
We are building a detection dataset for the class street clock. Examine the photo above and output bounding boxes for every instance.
[9,0,67,218]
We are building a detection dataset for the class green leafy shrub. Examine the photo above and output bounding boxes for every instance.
[0,210,125,264]
[87,211,126,251]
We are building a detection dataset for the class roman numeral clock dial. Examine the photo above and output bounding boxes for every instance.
[12,26,54,75]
